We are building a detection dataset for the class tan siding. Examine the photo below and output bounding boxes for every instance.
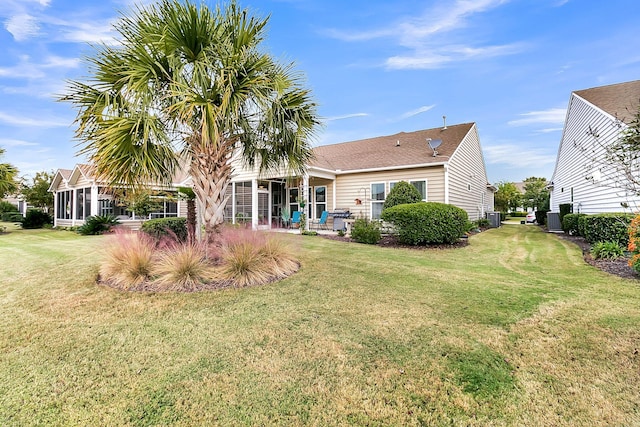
[447,125,491,221]
[551,94,639,213]
[334,167,445,218]
[75,174,92,188]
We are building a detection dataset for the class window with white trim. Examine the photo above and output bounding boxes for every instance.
[314,186,326,219]
[370,182,385,220]
[389,180,427,201]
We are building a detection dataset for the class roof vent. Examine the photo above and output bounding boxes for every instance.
[396,140,400,147]
[442,115,447,130]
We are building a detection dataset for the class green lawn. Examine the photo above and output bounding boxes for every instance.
[1,224,639,426]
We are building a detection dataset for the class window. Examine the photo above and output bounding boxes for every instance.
[235,181,252,222]
[289,188,299,213]
[314,186,326,218]
[389,180,427,201]
[371,182,385,220]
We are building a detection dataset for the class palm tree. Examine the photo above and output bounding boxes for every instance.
[62,0,319,242]
[0,148,18,198]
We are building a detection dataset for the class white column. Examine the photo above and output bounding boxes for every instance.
[268,181,273,229]
[303,174,310,231]
[332,179,337,211]
[251,179,259,230]
[72,188,78,226]
[91,184,99,216]
[231,182,236,224]
[53,191,58,227]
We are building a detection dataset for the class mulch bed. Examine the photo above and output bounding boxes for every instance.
[556,233,638,280]
[320,233,469,250]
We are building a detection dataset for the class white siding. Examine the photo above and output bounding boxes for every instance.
[550,94,637,214]
[447,124,493,221]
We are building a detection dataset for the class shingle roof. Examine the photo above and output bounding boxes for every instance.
[311,122,474,172]
[59,169,72,180]
[574,80,640,124]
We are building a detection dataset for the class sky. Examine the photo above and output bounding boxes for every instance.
[1,0,639,184]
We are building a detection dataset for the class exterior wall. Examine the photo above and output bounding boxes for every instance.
[550,94,638,214]
[447,125,494,221]
[334,166,446,219]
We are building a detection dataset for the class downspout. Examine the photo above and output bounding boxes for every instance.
[303,174,310,231]
[444,163,450,204]
[332,179,337,211]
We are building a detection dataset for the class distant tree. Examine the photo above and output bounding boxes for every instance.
[383,181,422,210]
[178,186,197,244]
[21,171,54,213]
[0,147,19,198]
[494,181,521,212]
[522,177,550,211]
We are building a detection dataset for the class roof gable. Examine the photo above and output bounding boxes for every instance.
[574,80,640,124]
[311,122,474,172]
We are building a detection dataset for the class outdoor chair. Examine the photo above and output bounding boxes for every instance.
[311,210,329,230]
[291,211,301,228]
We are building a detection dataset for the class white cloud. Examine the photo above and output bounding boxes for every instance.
[325,113,369,122]
[536,128,563,134]
[484,144,557,168]
[399,105,436,120]
[508,108,566,126]
[5,14,40,41]
[324,0,519,69]
[0,111,70,128]
[0,138,39,147]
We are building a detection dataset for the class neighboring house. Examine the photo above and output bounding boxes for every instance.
[3,195,28,215]
[50,121,495,228]
[549,80,640,214]
[512,180,547,212]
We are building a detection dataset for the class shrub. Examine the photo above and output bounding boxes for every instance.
[559,203,572,227]
[216,227,299,287]
[582,213,632,246]
[508,212,527,218]
[100,230,156,288]
[590,241,624,260]
[577,214,588,237]
[77,215,119,235]
[562,213,586,235]
[534,210,549,226]
[350,218,381,244]
[0,201,18,214]
[2,212,23,222]
[21,209,52,229]
[382,181,422,210]
[381,202,468,245]
[141,217,187,242]
[152,242,211,291]
[476,218,491,228]
[628,215,640,273]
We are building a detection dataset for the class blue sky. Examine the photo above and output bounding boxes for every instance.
[1,0,639,183]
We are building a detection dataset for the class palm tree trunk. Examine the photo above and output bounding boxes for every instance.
[186,198,196,245]
[190,137,233,245]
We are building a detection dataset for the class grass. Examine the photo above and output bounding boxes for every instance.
[0,222,639,425]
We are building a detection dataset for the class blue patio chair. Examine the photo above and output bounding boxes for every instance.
[291,210,301,228]
[311,210,329,230]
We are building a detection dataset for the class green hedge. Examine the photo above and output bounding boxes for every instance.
[535,210,549,226]
[0,201,19,214]
[381,202,468,245]
[382,181,422,210]
[559,203,572,227]
[582,213,632,246]
[141,217,187,241]
[508,212,527,218]
[1,212,23,222]
[562,213,587,235]
[21,209,52,229]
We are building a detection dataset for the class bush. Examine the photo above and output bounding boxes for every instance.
[77,215,119,235]
[577,215,588,237]
[381,202,468,245]
[382,181,422,210]
[100,230,156,289]
[559,203,572,227]
[0,201,18,214]
[21,209,52,229]
[476,218,491,228]
[628,215,640,273]
[350,218,381,244]
[562,213,586,235]
[1,212,23,222]
[582,213,632,246]
[508,212,527,218]
[141,217,187,242]
[590,241,624,260]
[534,210,549,226]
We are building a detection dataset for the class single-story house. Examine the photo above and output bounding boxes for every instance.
[50,121,495,229]
[549,80,640,214]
